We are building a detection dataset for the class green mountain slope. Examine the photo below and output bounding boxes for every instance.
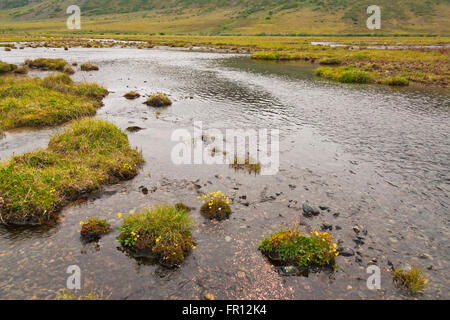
[0,0,449,34]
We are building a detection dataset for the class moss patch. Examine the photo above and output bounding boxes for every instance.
[0,118,144,225]
[174,202,191,212]
[124,91,140,99]
[394,267,428,294]
[80,216,112,242]
[144,93,172,107]
[117,204,193,267]
[80,62,99,71]
[259,229,339,270]
[0,74,108,134]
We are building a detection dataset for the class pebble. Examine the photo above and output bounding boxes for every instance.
[225,236,232,242]
[389,237,398,243]
[419,253,433,260]
[302,204,320,217]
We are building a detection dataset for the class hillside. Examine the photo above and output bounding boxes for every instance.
[0,0,449,35]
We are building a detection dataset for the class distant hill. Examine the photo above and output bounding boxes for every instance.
[0,0,449,35]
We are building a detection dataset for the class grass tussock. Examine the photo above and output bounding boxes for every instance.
[124,91,140,99]
[394,267,428,294]
[259,228,339,269]
[117,204,193,267]
[0,74,108,134]
[144,93,172,107]
[230,155,261,175]
[80,216,112,242]
[80,62,99,71]
[0,118,144,225]
[25,58,74,74]
[199,191,231,221]
[0,61,18,74]
[316,66,372,84]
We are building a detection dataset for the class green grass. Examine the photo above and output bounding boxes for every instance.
[0,74,107,135]
[0,118,144,225]
[117,204,193,267]
[394,267,428,294]
[144,93,172,107]
[259,229,339,269]
[316,66,372,83]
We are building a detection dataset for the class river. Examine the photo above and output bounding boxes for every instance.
[0,46,448,299]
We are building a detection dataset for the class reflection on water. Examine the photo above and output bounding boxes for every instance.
[0,46,449,300]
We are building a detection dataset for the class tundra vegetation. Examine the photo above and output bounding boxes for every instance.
[0,118,144,225]
[79,216,112,242]
[124,91,140,99]
[25,58,75,74]
[199,191,232,220]
[80,62,100,71]
[144,93,172,107]
[117,204,194,267]
[394,267,428,294]
[259,228,339,270]
[0,73,107,136]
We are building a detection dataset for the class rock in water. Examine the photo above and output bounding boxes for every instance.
[302,204,320,217]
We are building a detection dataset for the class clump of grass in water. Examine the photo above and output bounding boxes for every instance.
[0,74,108,134]
[117,204,194,267]
[385,76,409,86]
[144,93,172,107]
[230,155,261,175]
[174,202,191,212]
[79,216,112,242]
[394,267,428,294]
[0,118,144,225]
[124,91,140,99]
[199,191,231,221]
[259,228,339,270]
[25,58,74,74]
[80,62,99,71]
